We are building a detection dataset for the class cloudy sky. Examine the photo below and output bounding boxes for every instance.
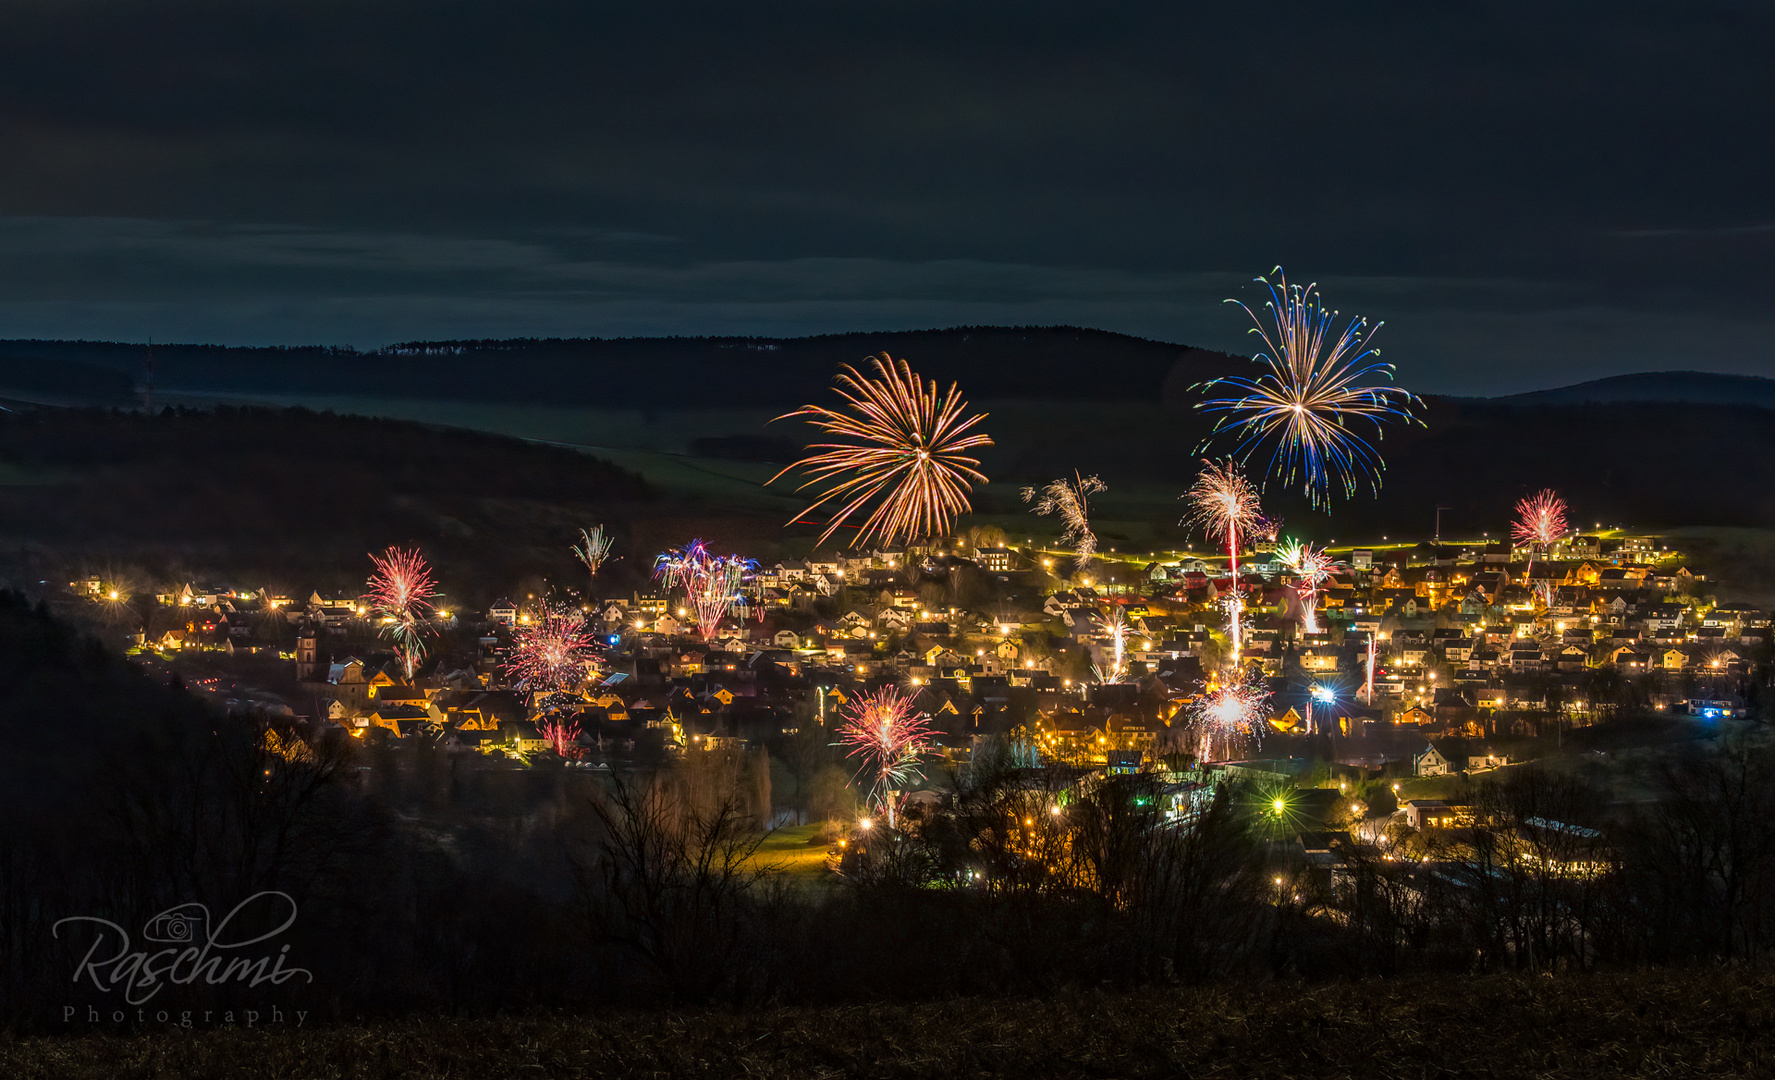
[0,0,1769,393]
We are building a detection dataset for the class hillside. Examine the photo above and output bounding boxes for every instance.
[0,332,1772,569]
[0,407,668,603]
[0,328,1247,409]
[1504,370,1775,408]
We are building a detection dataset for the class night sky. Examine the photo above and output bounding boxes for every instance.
[0,1,1769,393]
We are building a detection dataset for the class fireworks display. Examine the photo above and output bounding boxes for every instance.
[1023,472,1107,571]
[1513,489,1569,607]
[654,539,757,641]
[1198,269,1423,509]
[364,546,437,678]
[1092,608,1129,684]
[538,717,583,758]
[1187,668,1272,762]
[506,605,600,694]
[1183,459,1265,662]
[1513,489,1569,550]
[1362,633,1378,704]
[835,685,937,826]
[1278,539,1339,634]
[770,353,992,548]
[572,525,614,582]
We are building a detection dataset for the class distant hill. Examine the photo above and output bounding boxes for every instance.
[1504,371,1775,409]
[0,329,1248,408]
[0,407,660,602]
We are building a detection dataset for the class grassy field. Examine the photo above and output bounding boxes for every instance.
[13,968,1775,1078]
[753,823,834,880]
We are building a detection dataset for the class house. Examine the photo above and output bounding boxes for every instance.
[976,548,1014,573]
[488,598,518,626]
[1467,749,1510,772]
[1401,799,1473,829]
[365,704,434,736]
[1413,741,1456,777]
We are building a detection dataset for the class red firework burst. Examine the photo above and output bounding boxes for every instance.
[364,546,437,677]
[538,717,583,758]
[835,686,937,821]
[1512,489,1569,549]
[506,606,600,693]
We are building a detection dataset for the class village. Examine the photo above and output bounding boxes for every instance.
[69,526,1768,832]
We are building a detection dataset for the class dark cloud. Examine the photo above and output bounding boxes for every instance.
[0,1,1768,392]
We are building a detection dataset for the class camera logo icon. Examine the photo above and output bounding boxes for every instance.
[143,903,209,945]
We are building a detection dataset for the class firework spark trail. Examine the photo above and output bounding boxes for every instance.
[1023,472,1107,571]
[1197,269,1423,509]
[1092,608,1129,684]
[538,717,583,758]
[1187,668,1271,763]
[835,686,937,827]
[1512,489,1569,606]
[572,526,614,582]
[1279,539,1339,635]
[1183,460,1265,663]
[506,605,600,695]
[364,546,437,678]
[770,354,992,548]
[654,540,757,641]
[1363,634,1378,704]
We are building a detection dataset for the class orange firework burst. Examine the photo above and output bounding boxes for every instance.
[770,353,992,548]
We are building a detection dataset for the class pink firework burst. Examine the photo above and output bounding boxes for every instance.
[1278,539,1340,634]
[835,686,937,825]
[1512,489,1569,607]
[1512,489,1569,549]
[654,539,757,641]
[364,546,437,677]
[538,717,583,758]
[506,606,600,694]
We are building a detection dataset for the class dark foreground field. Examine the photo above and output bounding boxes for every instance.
[11,969,1775,1079]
